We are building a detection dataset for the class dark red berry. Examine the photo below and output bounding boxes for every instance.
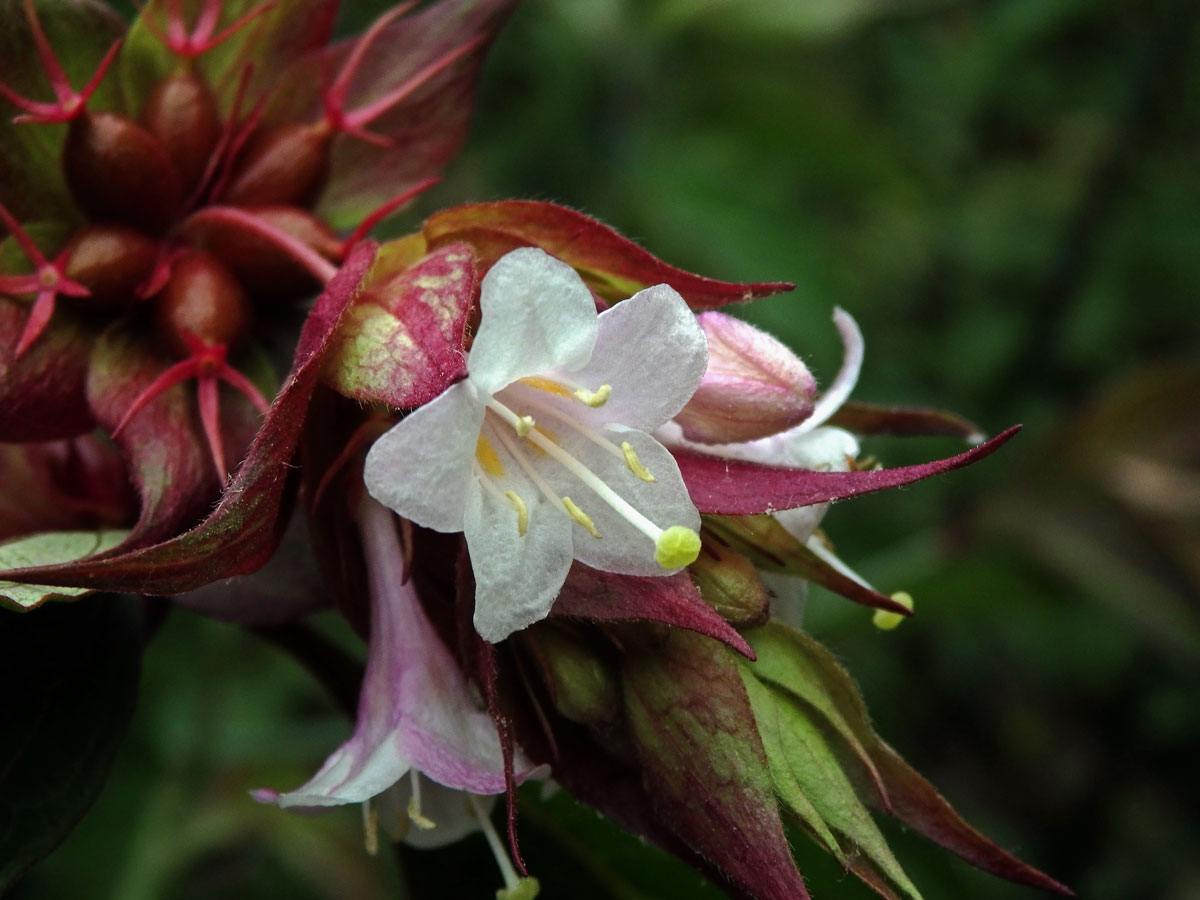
[220,121,332,207]
[62,224,160,309]
[155,250,251,357]
[63,112,184,231]
[141,71,222,195]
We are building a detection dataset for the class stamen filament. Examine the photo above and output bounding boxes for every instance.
[361,798,379,855]
[485,398,663,544]
[467,794,521,893]
[408,769,436,830]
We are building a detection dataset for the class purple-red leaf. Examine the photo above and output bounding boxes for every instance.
[323,240,474,408]
[0,299,94,441]
[675,425,1021,516]
[86,326,216,547]
[621,629,811,900]
[421,201,795,309]
[551,563,755,660]
[0,242,375,593]
[828,401,984,442]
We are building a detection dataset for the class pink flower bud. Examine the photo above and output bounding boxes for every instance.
[676,312,816,444]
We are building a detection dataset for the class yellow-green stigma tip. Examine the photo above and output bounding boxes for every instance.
[873,591,914,631]
[497,877,541,900]
[655,525,701,569]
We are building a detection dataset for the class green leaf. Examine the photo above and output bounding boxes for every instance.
[0,594,141,890]
[740,669,924,900]
[620,629,811,900]
[0,530,129,611]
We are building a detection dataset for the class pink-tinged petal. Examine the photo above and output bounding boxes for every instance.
[621,629,811,900]
[465,477,574,643]
[676,312,816,444]
[0,298,94,441]
[675,425,1021,516]
[551,564,755,660]
[468,248,597,395]
[422,201,795,309]
[0,243,376,594]
[828,400,985,442]
[364,380,483,534]
[563,283,708,432]
[264,498,508,806]
[323,241,475,408]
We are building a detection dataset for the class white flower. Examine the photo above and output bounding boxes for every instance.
[364,247,709,642]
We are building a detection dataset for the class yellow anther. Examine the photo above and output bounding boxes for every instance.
[873,591,914,631]
[407,796,437,831]
[505,490,529,536]
[562,496,600,538]
[620,441,656,482]
[573,383,612,407]
[654,526,701,568]
[475,436,505,477]
[515,415,534,437]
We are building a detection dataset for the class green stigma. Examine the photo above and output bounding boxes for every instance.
[655,525,702,569]
[872,591,914,630]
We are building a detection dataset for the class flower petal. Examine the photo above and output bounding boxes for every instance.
[467,248,597,395]
[364,380,483,532]
[562,283,708,431]
[264,498,508,807]
[465,471,574,642]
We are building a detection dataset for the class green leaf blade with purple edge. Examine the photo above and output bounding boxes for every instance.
[675,425,1021,516]
[0,242,376,595]
[621,628,812,900]
[0,529,129,611]
[323,240,475,408]
[422,200,795,309]
[745,621,1074,896]
[739,671,924,900]
[0,594,140,890]
[550,563,755,660]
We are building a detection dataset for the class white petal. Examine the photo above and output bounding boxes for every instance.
[468,248,599,395]
[534,427,700,577]
[562,284,708,431]
[795,307,863,433]
[364,380,484,533]
[465,472,575,642]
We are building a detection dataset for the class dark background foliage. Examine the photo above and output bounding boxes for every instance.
[13,0,1200,897]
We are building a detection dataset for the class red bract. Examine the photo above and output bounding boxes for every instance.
[0,0,514,592]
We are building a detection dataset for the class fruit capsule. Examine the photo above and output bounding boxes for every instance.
[220,121,333,208]
[155,250,252,357]
[141,71,222,194]
[63,112,184,231]
[62,224,160,309]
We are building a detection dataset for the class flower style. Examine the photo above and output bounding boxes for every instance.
[364,247,709,642]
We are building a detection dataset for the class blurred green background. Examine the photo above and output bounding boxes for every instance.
[14,0,1200,897]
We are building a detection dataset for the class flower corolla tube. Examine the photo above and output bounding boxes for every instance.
[364,247,709,642]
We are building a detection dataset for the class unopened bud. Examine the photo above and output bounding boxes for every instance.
[676,312,815,444]
[521,627,620,728]
[141,71,222,194]
[198,205,342,297]
[221,122,333,208]
[688,533,770,627]
[155,250,251,356]
[62,224,159,309]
